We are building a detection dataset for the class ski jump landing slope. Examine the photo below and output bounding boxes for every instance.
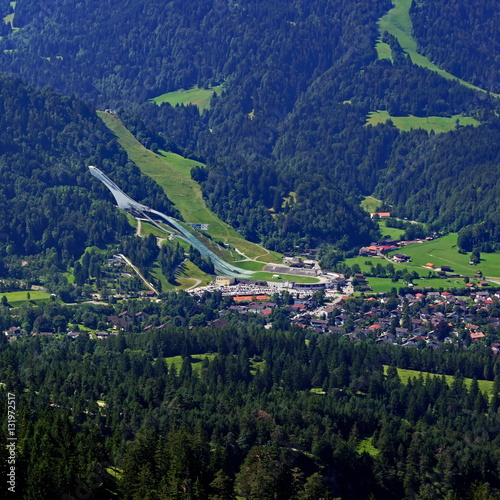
[89,166,253,277]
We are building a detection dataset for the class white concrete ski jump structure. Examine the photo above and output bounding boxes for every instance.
[89,166,253,277]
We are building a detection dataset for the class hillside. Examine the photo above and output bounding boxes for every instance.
[0,0,498,253]
[0,74,177,292]
[410,0,499,94]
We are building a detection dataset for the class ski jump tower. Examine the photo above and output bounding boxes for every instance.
[88,166,253,277]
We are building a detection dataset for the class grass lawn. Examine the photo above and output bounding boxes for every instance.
[377,0,498,97]
[1,290,53,307]
[251,272,320,284]
[175,260,214,290]
[232,260,267,271]
[149,85,224,110]
[138,220,171,238]
[366,110,481,134]
[375,39,393,62]
[98,111,280,263]
[383,365,495,397]
[343,255,433,277]
[344,233,500,293]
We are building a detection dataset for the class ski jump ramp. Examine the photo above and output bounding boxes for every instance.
[89,166,253,277]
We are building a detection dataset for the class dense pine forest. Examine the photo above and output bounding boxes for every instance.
[0,75,177,286]
[2,322,500,499]
[410,0,499,94]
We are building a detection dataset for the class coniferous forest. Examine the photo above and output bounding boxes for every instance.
[0,0,500,498]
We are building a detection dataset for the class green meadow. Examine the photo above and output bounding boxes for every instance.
[364,276,465,294]
[376,220,405,240]
[366,110,481,134]
[175,260,214,290]
[232,260,267,272]
[150,85,224,110]
[1,290,53,307]
[98,111,280,263]
[377,0,498,96]
[383,365,495,397]
[345,232,500,293]
[389,233,500,279]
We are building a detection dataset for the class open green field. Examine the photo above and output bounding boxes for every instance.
[366,110,481,134]
[1,290,53,307]
[150,85,223,110]
[364,276,466,294]
[98,111,280,264]
[343,255,433,277]
[138,220,171,239]
[383,365,495,397]
[175,260,214,290]
[375,39,393,62]
[345,233,500,293]
[377,0,499,97]
[377,220,405,240]
[390,234,500,279]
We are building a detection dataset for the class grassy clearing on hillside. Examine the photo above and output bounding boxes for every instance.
[383,365,495,397]
[366,110,481,133]
[1,290,52,307]
[377,0,498,96]
[375,39,393,62]
[360,196,383,214]
[344,233,500,293]
[343,256,433,277]
[150,85,223,110]
[98,111,279,263]
[175,260,214,289]
[138,221,170,238]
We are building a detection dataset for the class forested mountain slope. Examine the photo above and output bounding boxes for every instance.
[0,75,176,280]
[410,0,499,94]
[0,0,499,252]
[377,120,500,231]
